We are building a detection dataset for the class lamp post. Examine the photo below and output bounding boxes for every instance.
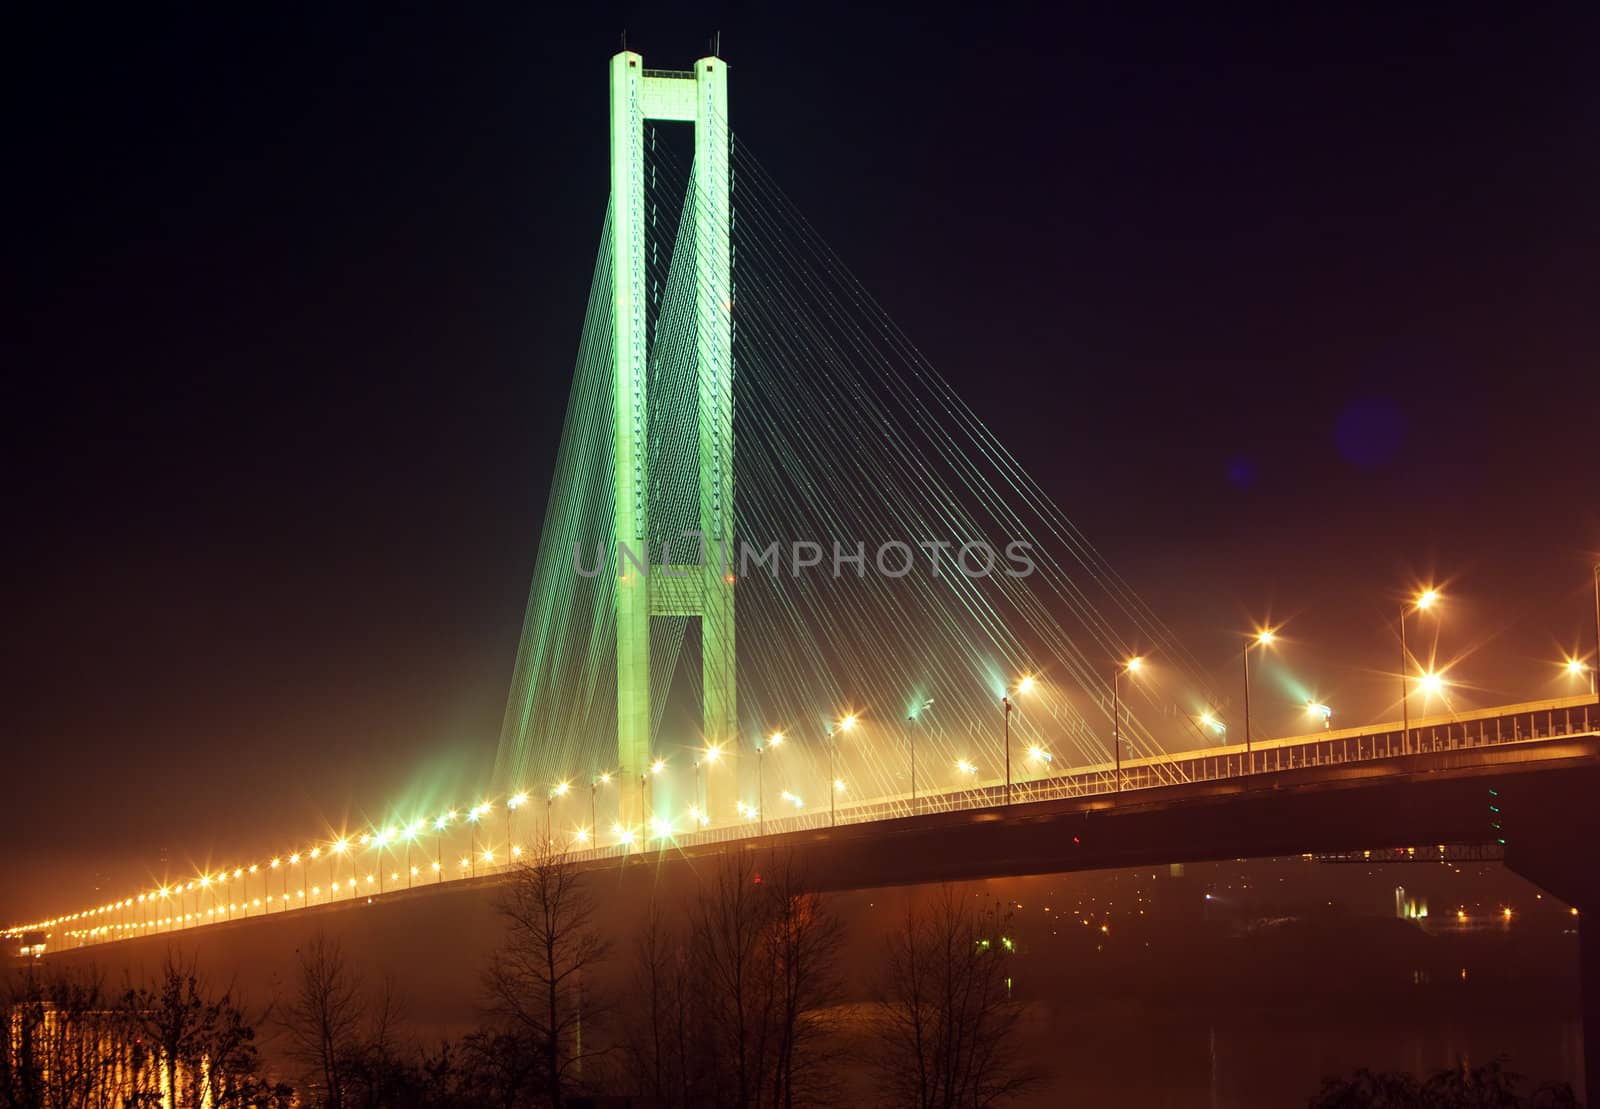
[647,759,665,830]
[507,792,526,858]
[829,715,857,828]
[591,773,611,841]
[1011,677,1035,799]
[759,733,783,835]
[433,813,451,881]
[907,698,933,814]
[1400,589,1440,754]
[332,839,350,900]
[1112,657,1143,790]
[548,782,570,849]
[467,805,487,878]
[1001,696,1013,805]
[1592,564,1599,696]
[1242,631,1273,771]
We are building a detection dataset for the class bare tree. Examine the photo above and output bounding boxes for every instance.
[280,933,366,1108]
[759,858,843,1109]
[621,903,681,1103]
[0,966,120,1109]
[483,841,612,1108]
[121,954,290,1108]
[868,889,1040,1109]
[678,851,843,1109]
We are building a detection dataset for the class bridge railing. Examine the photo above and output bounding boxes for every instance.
[630,695,1600,847]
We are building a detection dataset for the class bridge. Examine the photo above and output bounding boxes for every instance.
[10,691,1593,943]
[7,46,1600,1103]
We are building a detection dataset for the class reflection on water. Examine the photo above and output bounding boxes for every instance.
[1004,946,1582,1107]
[1012,1000,1582,1108]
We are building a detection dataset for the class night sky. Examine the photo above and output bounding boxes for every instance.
[5,4,1598,925]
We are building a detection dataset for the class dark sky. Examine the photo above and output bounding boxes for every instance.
[5,4,1598,925]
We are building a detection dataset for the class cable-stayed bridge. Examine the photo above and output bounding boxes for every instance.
[8,48,1600,1104]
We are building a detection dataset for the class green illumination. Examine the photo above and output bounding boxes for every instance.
[607,51,735,824]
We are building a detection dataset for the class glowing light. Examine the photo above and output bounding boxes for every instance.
[1417,588,1440,611]
[332,839,349,854]
[1255,629,1275,646]
[838,714,858,732]
[434,815,449,831]
[780,790,804,808]
[1200,712,1226,735]
[551,781,571,798]
[650,758,667,776]
[509,792,528,810]
[619,829,636,846]
[269,858,280,869]
[1015,675,1036,694]
[1026,745,1051,763]
[309,847,321,859]
[1126,656,1144,673]
[1502,907,1513,920]
[956,759,977,775]
[1567,658,1588,677]
[599,772,612,785]
[1306,702,1332,726]
[574,828,590,844]
[703,744,723,764]
[767,732,785,747]
[1419,671,1445,695]
[833,778,846,793]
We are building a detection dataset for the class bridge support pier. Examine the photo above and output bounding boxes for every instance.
[1504,777,1600,1107]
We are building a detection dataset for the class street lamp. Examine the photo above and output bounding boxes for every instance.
[1242,630,1273,769]
[1000,695,1014,804]
[758,733,783,835]
[548,781,571,847]
[373,828,395,894]
[433,813,452,881]
[507,792,528,857]
[331,838,349,900]
[466,804,489,878]
[1113,656,1144,790]
[591,773,612,842]
[1400,588,1441,753]
[827,715,856,827]
[699,744,723,825]
[1592,564,1599,696]
[907,698,933,814]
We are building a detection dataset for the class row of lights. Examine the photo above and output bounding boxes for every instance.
[13,576,1597,944]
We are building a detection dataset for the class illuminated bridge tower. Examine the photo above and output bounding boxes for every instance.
[610,52,735,826]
